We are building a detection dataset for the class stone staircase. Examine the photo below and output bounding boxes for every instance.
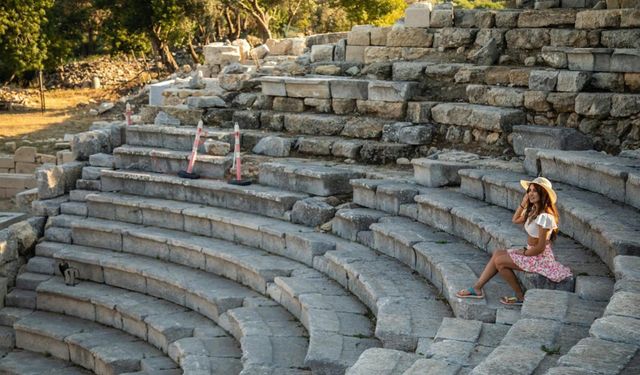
[7,1,640,374]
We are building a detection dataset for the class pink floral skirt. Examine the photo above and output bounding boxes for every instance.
[508,244,573,282]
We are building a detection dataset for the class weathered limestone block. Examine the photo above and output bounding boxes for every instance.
[297,137,333,155]
[14,147,36,163]
[232,110,260,129]
[406,102,437,123]
[412,159,470,187]
[273,97,305,112]
[387,28,433,48]
[291,198,336,227]
[356,100,407,120]
[71,130,111,161]
[610,49,640,73]
[330,80,369,100]
[547,92,577,112]
[364,47,403,64]
[431,8,455,28]
[348,25,374,46]
[286,78,331,99]
[203,43,240,65]
[342,117,387,139]
[398,125,435,145]
[332,99,357,114]
[550,29,590,48]
[611,94,640,117]
[541,49,568,68]
[529,70,559,91]
[304,98,332,113]
[495,11,520,28]
[505,29,550,49]
[334,38,347,61]
[219,73,257,91]
[556,71,590,92]
[601,30,640,49]
[466,85,524,108]
[36,162,84,200]
[591,73,625,91]
[475,11,496,28]
[252,136,293,157]
[346,46,366,63]
[260,77,287,96]
[620,9,640,27]
[382,122,414,143]
[575,93,612,117]
[431,103,525,132]
[369,27,391,46]
[517,9,577,28]
[332,140,364,159]
[512,125,592,155]
[266,38,292,55]
[368,81,418,102]
[186,96,226,109]
[203,140,230,156]
[405,2,433,28]
[575,10,621,29]
[475,29,506,50]
[524,91,551,112]
[311,45,335,63]
[566,48,614,72]
[360,142,414,164]
[437,28,478,49]
[284,113,344,135]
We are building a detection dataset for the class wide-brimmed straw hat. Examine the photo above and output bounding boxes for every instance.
[520,177,557,204]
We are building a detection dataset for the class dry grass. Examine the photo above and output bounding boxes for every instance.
[0,87,124,154]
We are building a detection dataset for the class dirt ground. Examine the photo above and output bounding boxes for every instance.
[0,87,127,155]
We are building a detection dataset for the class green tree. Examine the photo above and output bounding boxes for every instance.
[0,0,54,81]
[336,0,406,26]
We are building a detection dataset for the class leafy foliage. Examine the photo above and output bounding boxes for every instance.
[0,0,54,80]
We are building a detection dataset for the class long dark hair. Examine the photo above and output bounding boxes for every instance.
[524,183,560,242]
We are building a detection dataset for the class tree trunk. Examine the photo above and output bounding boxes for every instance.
[188,36,200,65]
[150,28,179,71]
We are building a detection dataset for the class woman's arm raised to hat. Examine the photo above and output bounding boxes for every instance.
[512,194,528,224]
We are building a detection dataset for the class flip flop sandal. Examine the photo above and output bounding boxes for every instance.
[456,287,484,299]
[500,296,524,306]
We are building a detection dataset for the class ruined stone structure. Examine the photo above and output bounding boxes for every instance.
[0,1,639,374]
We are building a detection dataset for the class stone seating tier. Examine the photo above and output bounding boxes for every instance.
[13,310,178,375]
[0,349,94,374]
[77,192,452,352]
[459,167,640,270]
[24,241,313,374]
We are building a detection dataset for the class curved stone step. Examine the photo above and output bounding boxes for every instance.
[46,214,307,295]
[526,149,640,211]
[349,179,522,322]
[13,310,175,375]
[29,275,242,373]
[459,167,640,274]
[81,192,448,352]
[267,273,380,373]
[316,241,453,351]
[545,254,640,374]
[100,170,309,220]
[370,216,513,322]
[113,145,233,179]
[126,125,234,152]
[470,289,606,375]
[430,103,525,133]
[43,214,380,373]
[258,160,366,196]
[413,187,611,292]
[0,349,94,375]
[29,241,309,373]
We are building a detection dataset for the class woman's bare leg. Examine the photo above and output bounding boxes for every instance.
[473,250,503,291]
[495,252,525,300]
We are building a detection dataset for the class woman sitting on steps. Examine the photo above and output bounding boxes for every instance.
[456,177,573,306]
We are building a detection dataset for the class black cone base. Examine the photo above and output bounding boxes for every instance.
[178,170,201,179]
[228,179,252,186]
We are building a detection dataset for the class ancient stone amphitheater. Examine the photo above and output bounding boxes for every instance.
[1,1,639,374]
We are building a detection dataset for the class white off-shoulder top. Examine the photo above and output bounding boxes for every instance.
[524,213,557,239]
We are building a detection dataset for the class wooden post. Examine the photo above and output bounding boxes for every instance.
[39,70,45,113]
